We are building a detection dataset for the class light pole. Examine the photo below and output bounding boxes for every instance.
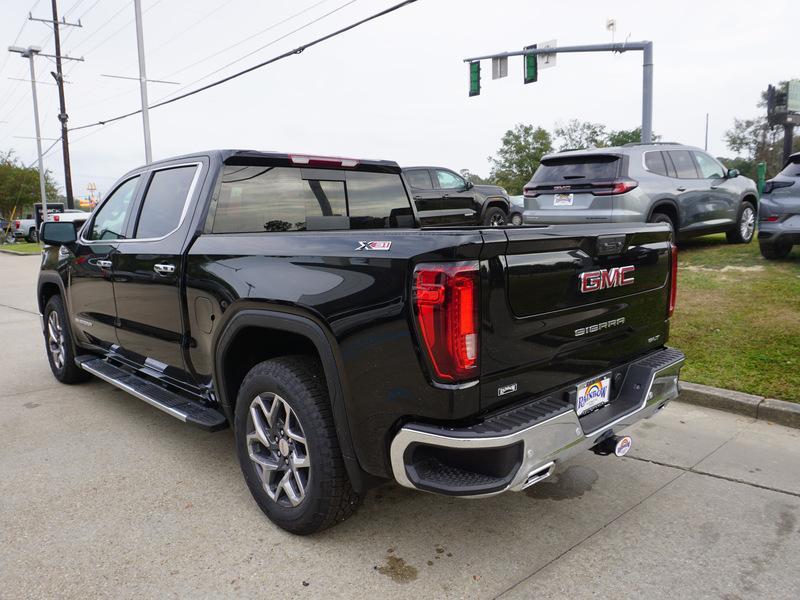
[8,45,48,223]
[133,0,152,163]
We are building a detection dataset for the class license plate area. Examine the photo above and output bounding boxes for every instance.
[575,373,612,416]
[553,193,574,206]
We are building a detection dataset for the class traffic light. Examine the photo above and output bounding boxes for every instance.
[524,44,538,84]
[469,61,480,96]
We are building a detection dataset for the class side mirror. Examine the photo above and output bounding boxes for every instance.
[464,181,474,190]
[40,221,77,245]
[727,168,740,179]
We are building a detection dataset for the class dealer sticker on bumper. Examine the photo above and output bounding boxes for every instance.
[576,374,611,416]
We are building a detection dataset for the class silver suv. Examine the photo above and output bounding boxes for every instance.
[758,152,800,259]
[522,143,759,243]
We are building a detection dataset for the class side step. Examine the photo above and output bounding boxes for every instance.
[76,356,227,431]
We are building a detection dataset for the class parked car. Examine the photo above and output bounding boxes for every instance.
[508,195,525,225]
[38,149,684,534]
[402,166,510,226]
[12,216,38,242]
[758,152,800,259]
[522,143,759,244]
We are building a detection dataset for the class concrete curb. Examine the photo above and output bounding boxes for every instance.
[677,381,800,429]
[0,249,38,256]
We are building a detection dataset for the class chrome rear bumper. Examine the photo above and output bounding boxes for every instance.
[390,348,685,497]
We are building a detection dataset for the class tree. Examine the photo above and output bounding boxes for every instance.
[605,127,659,147]
[488,124,553,194]
[553,119,607,151]
[458,169,490,185]
[0,150,59,217]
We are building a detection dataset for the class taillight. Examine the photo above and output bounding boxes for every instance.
[592,180,639,196]
[412,262,479,382]
[523,187,539,198]
[53,215,60,222]
[15,220,20,229]
[668,243,678,318]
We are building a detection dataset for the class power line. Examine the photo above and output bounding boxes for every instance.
[155,0,355,105]
[69,0,418,133]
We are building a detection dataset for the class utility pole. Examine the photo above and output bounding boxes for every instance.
[8,46,48,220]
[133,0,152,163]
[29,2,82,209]
[464,41,655,143]
[704,113,709,151]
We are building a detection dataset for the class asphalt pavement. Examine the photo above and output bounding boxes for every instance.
[1,253,798,599]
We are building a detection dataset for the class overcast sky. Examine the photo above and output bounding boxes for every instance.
[0,0,795,199]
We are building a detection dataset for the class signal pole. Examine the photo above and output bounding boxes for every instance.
[29,2,83,208]
[464,41,655,143]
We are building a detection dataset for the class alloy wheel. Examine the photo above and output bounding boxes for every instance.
[246,393,311,507]
[740,206,755,241]
[47,310,65,370]
[489,212,506,227]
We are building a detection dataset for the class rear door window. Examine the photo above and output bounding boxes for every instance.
[644,151,668,176]
[667,150,700,179]
[134,165,197,239]
[531,155,620,183]
[347,171,414,229]
[405,169,434,189]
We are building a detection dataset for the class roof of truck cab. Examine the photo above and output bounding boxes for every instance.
[141,149,401,171]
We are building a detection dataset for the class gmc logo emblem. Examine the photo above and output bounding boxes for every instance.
[580,266,635,293]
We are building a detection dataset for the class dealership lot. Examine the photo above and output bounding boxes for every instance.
[1,253,799,599]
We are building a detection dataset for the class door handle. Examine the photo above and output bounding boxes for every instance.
[710,185,719,189]
[676,186,687,192]
[442,194,450,199]
[154,263,175,275]
[413,195,422,200]
[96,259,112,269]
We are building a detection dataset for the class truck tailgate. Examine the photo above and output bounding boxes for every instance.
[479,223,673,413]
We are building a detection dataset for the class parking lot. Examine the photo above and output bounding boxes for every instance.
[1,252,799,599]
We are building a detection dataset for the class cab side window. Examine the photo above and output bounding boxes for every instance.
[86,176,140,241]
[693,152,724,179]
[644,151,668,176]
[435,169,466,189]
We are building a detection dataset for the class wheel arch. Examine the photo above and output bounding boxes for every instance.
[480,197,510,219]
[37,273,67,319]
[213,308,378,492]
[648,200,680,230]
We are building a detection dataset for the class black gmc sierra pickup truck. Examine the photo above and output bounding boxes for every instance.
[38,150,684,534]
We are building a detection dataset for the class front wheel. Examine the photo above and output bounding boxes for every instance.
[483,206,507,227]
[43,295,90,384]
[726,202,756,244]
[234,356,360,535]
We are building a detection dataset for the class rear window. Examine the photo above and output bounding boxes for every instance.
[211,166,412,233]
[644,151,669,176]
[780,158,800,177]
[531,155,621,183]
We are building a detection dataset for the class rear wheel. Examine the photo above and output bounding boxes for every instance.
[43,295,90,384]
[26,227,38,243]
[726,202,756,244]
[234,356,360,535]
[483,206,507,227]
[648,211,675,232]
[759,241,792,260]
[510,212,523,226]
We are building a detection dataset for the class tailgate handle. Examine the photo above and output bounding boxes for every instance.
[596,235,626,256]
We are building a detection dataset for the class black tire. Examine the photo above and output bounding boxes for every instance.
[648,211,675,232]
[726,202,756,244]
[483,206,507,227]
[43,295,90,384]
[510,212,523,226]
[234,356,360,535]
[27,227,38,243]
[759,241,792,260]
